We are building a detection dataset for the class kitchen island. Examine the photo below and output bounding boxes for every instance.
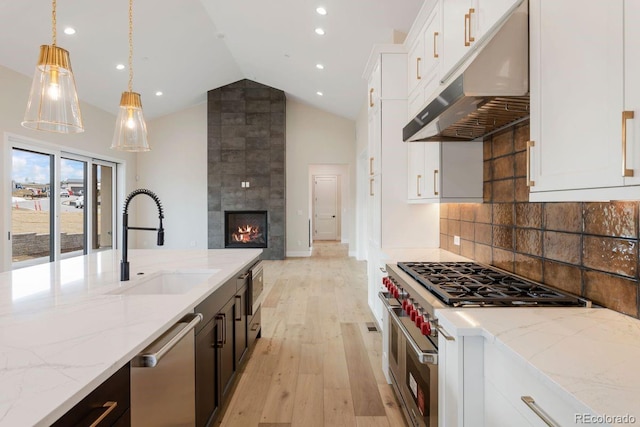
[0,248,261,426]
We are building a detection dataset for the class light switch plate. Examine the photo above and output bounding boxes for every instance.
[453,235,461,246]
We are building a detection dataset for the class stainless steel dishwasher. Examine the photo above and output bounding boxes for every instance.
[131,312,202,426]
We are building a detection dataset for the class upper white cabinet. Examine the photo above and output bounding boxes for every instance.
[406,0,523,119]
[408,4,443,119]
[440,0,522,82]
[408,141,483,203]
[529,0,640,201]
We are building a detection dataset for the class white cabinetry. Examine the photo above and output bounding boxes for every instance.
[438,327,598,427]
[364,46,440,327]
[529,0,640,201]
[441,0,522,82]
[406,0,523,119]
[484,341,596,426]
[408,141,483,202]
[408,4,442,119]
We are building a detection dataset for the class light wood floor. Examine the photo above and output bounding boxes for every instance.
[217,241,408,427]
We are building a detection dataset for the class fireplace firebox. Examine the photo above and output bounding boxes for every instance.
[224,211,268,248]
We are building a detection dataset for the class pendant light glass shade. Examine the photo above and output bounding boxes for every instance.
[112,0,149,151]
[21,45,84,133]
[111,91,149,151]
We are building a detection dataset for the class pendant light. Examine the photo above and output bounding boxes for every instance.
[111,0,149,151]
[22,0,84,133]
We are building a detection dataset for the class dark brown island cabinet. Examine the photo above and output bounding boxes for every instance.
[53,258,262,427]
[52,364,131,427]
[195,260,261,427]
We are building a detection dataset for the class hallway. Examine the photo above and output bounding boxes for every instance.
[218,242,407,426]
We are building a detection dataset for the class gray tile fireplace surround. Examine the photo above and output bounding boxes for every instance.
[207,79,285,260]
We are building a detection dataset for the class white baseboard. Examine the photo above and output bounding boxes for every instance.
[286,250,312,257]
[348,250,357,258]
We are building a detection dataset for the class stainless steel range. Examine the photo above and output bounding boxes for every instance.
[379,261,591,427]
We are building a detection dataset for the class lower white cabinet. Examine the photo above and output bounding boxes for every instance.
[408,141,483,203]
[438,328,598,427]
[484,341,596,426]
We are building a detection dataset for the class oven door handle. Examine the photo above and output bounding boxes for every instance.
[389,307,438,366]
[378,291,396,310]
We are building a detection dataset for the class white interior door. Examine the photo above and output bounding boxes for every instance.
[313,175,339,241]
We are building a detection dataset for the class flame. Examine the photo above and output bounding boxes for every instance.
[232,224,261,243]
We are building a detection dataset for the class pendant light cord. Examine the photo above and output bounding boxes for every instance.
[128,0,134,93]
[52,0,57,46]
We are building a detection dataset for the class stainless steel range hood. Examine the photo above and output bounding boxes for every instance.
[403,1,529,142]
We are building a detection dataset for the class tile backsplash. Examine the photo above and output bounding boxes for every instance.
[440,121,640,318]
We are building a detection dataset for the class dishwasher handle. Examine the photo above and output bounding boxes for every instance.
[134,313,202,368]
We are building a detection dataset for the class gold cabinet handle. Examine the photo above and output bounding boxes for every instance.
[89,401,118,427]
[433,170,439,196]
[369,178,374,196]
[622,111,634,177]
[526,140,535,187]
[369,88,374,107]
[369,157,374,175]
[416,57,422,80]
[468,8,475,43]
[417,175,422,197]
[464,13,470,46]
[433,32,439,58]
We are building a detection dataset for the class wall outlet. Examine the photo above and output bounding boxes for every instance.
[453,235,461,246]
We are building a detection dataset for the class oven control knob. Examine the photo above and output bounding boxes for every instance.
[402,299,408,311]
[388,283,395,293]
[410,307,418,322]
[392,288,400,299]
[415,314,424,328]
[404,298,413,314]
[421,321,432,336]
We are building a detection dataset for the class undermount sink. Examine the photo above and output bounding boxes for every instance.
[108,269,220,295]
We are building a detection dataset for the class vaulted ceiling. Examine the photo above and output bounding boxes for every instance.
[0,0,423,121]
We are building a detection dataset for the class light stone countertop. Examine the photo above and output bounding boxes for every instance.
[436,307,640,424]
[0,248,261,427]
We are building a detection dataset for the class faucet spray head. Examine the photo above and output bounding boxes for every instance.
[157,217,164,246]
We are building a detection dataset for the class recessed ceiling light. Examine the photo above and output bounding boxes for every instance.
[116,64,125,70]
[316,64,324,70]
[316,7,327,15]
[315,28,325,36]
[155,91,163,96]
[63,27,76,35]
[316,91,323,96]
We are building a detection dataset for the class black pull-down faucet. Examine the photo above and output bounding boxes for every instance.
[121,189,164,281]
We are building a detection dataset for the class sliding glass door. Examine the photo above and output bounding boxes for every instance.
[92,162,115,250]
[60,157,87,258]
[11,148,54,265]
[7,138,119,270]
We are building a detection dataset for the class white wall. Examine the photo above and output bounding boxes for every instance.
[0,65,137,271]
[286,98,357,257]
[137,103,208,249]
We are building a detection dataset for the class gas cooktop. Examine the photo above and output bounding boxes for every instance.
[397,261,590,307]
